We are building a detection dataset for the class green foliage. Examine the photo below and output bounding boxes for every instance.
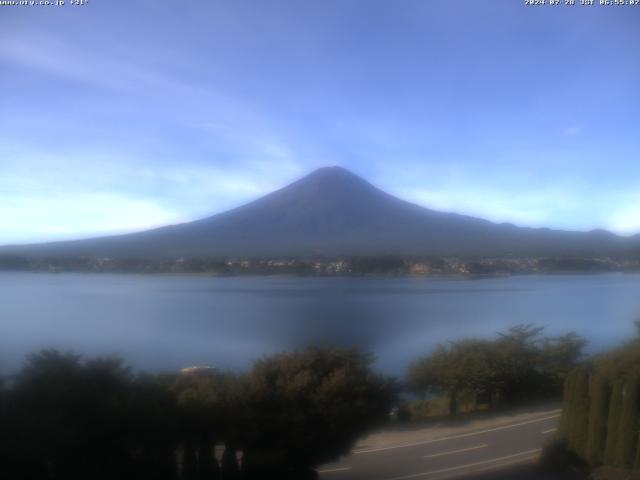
[493,324,546,403]
[540,438,590,477]
[0,370,8,477]
[241,347,396,472]
[559,369,576,438]
[604,380,624,466]
[408,339,494,415]
[0,347,394,479]
[166,368,242,444]
[567,368,590,458]
[408,325,585,416]
[591,332,640,469]
[586,373,611,466]
[541,333,588,391]
[1,350,179,480]
[634,427,640,470]
[403,392,479,421]
[562,334,640,469]
[594,332,640,382]
[614,377,640,469]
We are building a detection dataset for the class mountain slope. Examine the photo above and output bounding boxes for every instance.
[1,166,637,259]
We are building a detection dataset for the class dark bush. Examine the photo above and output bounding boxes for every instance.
[0,347,395,479]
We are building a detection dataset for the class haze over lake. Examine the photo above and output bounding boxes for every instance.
[1,272,638,376]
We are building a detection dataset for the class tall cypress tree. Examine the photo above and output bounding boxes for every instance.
[604,380,623,465]
[568,368,590,457]
[559,370,576,439]
[586,373,610,465]
[633,430,640,470]
[615,377,640,469]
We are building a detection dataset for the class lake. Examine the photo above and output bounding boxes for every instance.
[1,272,639,376]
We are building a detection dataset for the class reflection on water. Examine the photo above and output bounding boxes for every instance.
[1,272,638,375]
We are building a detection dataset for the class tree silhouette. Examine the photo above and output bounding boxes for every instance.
[409,325,586,414]
[240,347,396,476]
[408,340,494,415]
[0,347,395,479]
[1,351,179,480]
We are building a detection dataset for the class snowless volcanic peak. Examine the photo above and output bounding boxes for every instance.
[1,166,636,259]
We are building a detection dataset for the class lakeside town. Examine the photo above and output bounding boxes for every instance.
[2,254,640,276]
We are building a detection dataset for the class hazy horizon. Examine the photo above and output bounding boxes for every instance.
[2,165,639,249]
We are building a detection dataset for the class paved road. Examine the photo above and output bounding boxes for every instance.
[319,409,560,480]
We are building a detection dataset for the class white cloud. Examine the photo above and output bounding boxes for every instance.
[0,28,313,244]
[0,193,185,245]
[607,203,640,235]
[0,144,306,244]
[395,186,582,229]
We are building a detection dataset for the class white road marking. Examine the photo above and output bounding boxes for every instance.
[542,428,557,434]
[318,466,352,473]
[423,444,488,459]
[354,412,560,454]
[384,448,542,480]
[427,453,540,480]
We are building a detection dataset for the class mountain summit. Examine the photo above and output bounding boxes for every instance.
[1,167,636,259]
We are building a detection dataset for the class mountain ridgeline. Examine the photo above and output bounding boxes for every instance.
[2,167,639,260]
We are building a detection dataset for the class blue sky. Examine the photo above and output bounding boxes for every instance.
[1,0,639,244]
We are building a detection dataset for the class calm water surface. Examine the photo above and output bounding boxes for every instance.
[1,273,639,375]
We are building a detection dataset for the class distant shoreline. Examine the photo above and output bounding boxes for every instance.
[2,268,639,279]
[2,252,639,277]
